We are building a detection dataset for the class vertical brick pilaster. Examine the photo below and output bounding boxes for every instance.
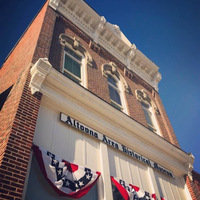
[187,171,200,200]
[0,69,42,200]
[186,172,200,200]
[0,1,57,199]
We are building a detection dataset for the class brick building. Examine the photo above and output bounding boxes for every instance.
[187,171,200,200]
[0,0,197,199]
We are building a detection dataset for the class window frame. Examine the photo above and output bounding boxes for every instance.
[102,62,129,114]
[141,101,157,133]
[59,34,93,88]
[106,73,126,112]
[135,89,161,135]
[107,74,123,110]
[62,46,84,84]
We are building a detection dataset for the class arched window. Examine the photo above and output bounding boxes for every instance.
[141,101,155,132]
[59,34,93,87]
[107,74,122,110]
[102,62,129,112]
[135,89,160,134]
[63,46,83,84]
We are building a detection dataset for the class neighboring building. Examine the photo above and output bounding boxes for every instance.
[187,171,200,200]
[0,0,196,199]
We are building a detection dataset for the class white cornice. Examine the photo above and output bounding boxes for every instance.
[29,58,194,178]
[48,0,162,91]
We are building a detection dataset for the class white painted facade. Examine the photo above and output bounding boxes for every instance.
[26,58,194,199]
[26,94,192,200]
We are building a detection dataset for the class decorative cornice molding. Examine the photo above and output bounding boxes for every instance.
[93,16,107,44]
[48,0,162,91]
[186,153,195,180]
[49,0,60,10]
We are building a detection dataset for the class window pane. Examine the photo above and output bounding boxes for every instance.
[64,54,81,79]
[73,61,81,78]
[65,47,82,62]
[63,71,80,84]
[143,107,154,127]
[108,75,117,87]
[109,85,121,105]
[64,55,73,72]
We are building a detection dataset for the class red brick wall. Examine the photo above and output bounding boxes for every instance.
[154,92,180,147]
[0,72,42,200]
[0,0,49,149]
[0,1,57,199]
[193,171,200,193]
[186,171,200,200]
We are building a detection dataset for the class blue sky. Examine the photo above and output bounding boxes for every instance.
[0,0,199,173]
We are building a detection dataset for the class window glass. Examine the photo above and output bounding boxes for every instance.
[64,55,81,78]
[108,85,121,105]
[107,75,122,108]
[142,102,155,131]
[65,47,82,62]
[108,75,117,87]
[63,46,82,83]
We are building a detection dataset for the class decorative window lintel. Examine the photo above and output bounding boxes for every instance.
[59,33,93,67]
[102,62,130,94]
[135,89,159,114]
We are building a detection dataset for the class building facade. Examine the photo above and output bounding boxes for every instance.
[0,0,196,199]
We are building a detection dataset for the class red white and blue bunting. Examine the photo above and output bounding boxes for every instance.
[32,145,101,198]
[111,177,167,200]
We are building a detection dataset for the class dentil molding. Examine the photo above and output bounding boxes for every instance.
[48,0,162,91]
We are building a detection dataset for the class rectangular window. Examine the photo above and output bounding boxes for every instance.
[142,102,156,132]
[108,85,122,106]
[107,75,122,111]
[63,46,82,84]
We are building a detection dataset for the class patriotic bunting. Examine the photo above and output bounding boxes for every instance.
[111,176,130,200]
[32,144,167,199]
[32,145,101,198]
[151,193,157,200]
[111,177,160,200]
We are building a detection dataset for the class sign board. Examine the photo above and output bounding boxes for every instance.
[60,113,174,178]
